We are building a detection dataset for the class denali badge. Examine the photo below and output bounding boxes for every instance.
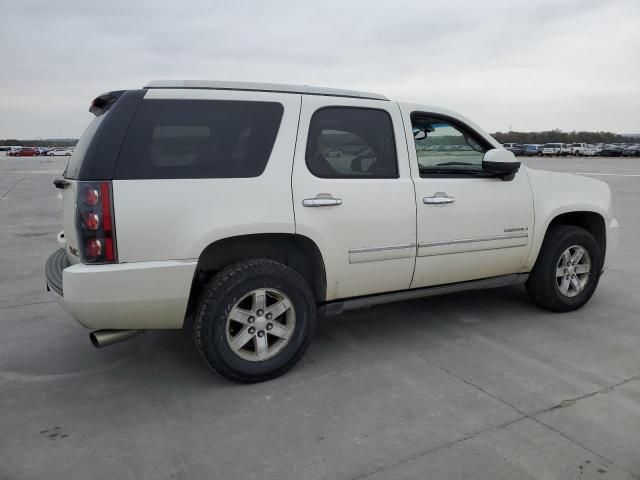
[504,227,529,233]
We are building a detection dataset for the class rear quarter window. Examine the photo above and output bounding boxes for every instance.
[115,99,284,179]
[64,114,105,178]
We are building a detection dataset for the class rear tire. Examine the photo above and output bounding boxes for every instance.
[526,226,602,312]
[194,259,316,383]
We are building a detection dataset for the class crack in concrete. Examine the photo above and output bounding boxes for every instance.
[0,300,55,311]
[349,416,527,480]
[533,373,640,416]
[352,324,640,480]
[0,170,32,199]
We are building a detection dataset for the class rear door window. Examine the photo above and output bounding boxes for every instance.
[305,107,398,179]
[115,100,284,179]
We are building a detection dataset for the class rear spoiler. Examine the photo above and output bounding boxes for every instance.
[89,90,125,116]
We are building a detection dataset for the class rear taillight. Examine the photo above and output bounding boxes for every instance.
[75,181,117,264]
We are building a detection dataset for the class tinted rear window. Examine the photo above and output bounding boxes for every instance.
[115,100,284,179]
[305,107,398,179]
[64,114,105,178]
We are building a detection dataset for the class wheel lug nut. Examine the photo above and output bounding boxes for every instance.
[266,313,272,320]
[257,331,264,337]
[248,327,255,334]
[266,323,273,331]
[257,309,264,316]
[248,316,255,324]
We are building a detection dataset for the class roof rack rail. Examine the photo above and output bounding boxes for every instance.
[144,80,388,101]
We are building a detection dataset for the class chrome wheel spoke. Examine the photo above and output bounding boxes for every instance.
[571,247,585,264]
[230,326,254,351]
[570,275,581,291]
[268,321,290,339]
[228,307,253,325]
[556,267,567,278]
[254,334,269,359]
[559,276,570,295]
[574,264,590,274]
[253,289,267,311]
[266,298,292,319]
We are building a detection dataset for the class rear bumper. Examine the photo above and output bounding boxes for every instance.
[45,250,197,330]
[45,249,69,297]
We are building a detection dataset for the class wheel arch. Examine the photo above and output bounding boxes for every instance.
[529,210,606,270]
[185,233,327,322]
[547,211,606,253]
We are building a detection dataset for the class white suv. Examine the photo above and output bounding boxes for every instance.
[571,143,588,156]
[542,143,563,156]
[46,80,619,383]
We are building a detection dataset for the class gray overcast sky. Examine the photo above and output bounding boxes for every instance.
[1,0,639,138]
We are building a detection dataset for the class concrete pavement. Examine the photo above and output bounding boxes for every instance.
[1,155,638,479]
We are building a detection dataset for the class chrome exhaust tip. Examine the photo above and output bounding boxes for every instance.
[90,329,143,348]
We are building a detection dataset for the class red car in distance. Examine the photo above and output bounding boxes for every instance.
[14,147,40,157]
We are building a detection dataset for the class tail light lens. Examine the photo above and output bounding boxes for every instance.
[75,181,117,264]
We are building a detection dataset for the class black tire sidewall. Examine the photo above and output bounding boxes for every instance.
[197,262,316,380]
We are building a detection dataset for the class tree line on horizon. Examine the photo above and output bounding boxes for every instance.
[2,129,640,148]
[492,129,640,145]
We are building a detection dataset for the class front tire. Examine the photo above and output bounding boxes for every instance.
[526,226,602,312]
[194,259,316,383]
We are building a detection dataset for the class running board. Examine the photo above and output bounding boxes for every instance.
[320,273,529,316]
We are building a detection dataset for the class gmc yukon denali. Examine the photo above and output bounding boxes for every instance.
[45,80,619,383]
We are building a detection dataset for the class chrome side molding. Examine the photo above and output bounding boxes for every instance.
[419,233,528,248]
[348,243,416,264]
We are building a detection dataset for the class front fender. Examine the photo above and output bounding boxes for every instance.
[524,168,615,271]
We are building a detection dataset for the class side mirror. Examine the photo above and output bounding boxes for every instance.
[413,128,427,140]
[482,148,521,180]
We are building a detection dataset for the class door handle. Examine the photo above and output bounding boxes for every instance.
[423,193,455,205]
[303,195,343,207]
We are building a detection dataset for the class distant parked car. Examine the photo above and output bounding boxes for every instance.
[559,144,573,156]
[582,145,600,156]
[6,147,24,156]
[14,147,40,157]
[524,144,543,156]
[599,145,624,157]
[622,145,640,157]
[570,143,589,156]
[47,148,73,156]
[542,143,563,156]
[502,143,526,156]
